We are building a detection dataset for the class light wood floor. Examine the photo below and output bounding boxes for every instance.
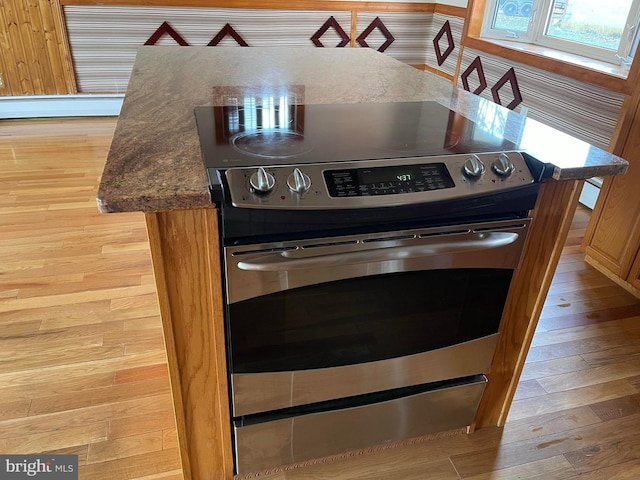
[2,118,640,480]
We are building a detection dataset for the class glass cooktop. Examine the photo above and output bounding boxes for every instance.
[195,100,519,172]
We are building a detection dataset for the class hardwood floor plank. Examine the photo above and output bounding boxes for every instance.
[0,394,173,440]
[507,379,638,421]
[0,300,156,330]
[564,431,640,474]
[109,292,160,311]
[627,374,640,390]
[0,288,19,299]
[0,372,115,404]
[102,241,152,254]
[519,355,591,381]
[0,399,31,422]
[532,315,640,347]
[537,356,640,393]
[451,412,640,477]
[500,406,602,444]
[78,448,182,480]
[102,328,164,354]
[45,445,89,465]
[526,329,640,363]
[0,422,108,454]
[540,291,640,319]
[15,273,144,299]
[573,458,640,479]
[0,284,157,313]
[1,271,84,289]
[123,336,166,355]
[552,260,590,275]
[549,266,614,288]
[39,308,159,330]
[123,316,164,331]
[537,303,640,331]
[114,364,168,385]
[0,333,105,359]
[163,428,179,450]
[87,431,164,464]
[588,393,640,422]
[108,410,176,441]
[0,345,125,375]
[580,343,640,367]
[0,351,168,387]
[28,376,171,416]
[0,319,42,335]
[462,456,577,480]
[129,470,184,480]
[512,379,547,401]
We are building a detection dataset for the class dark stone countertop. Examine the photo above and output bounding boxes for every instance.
[97,46,628,213]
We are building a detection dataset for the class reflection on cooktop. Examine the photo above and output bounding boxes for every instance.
[231,130,312,159]
[195,100,517,169]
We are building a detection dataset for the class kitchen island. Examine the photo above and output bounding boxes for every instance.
[97,46,627,479]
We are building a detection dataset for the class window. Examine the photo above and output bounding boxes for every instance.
[481,0,640,66]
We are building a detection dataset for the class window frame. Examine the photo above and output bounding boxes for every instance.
[480,0,640,66]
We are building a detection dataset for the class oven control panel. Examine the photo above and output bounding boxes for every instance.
[325,162,455,198]
[223,151,536,209]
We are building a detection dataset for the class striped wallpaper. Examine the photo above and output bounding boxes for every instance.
[430,13,463,77]
[354,12,432,65]
[457,48,625,149]
[64,6,352,92]
[353,11,463,76]
[64,6,463,93]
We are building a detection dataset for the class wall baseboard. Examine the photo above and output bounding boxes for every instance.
[0,94,123,119]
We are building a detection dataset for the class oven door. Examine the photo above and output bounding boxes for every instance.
[224,218,530,417]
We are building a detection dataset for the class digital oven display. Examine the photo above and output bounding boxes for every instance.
[324,163,455,197]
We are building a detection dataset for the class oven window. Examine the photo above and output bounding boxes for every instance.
[229,269,512,373]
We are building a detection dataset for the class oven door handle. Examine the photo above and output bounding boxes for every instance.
[236,232,520,271]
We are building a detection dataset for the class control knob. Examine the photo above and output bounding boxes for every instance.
[463,154,485,179]
[287,168,312,194]
[249,167,276,194]
[492,153,515,177]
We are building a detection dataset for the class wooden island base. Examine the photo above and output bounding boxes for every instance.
[145,208,232,479]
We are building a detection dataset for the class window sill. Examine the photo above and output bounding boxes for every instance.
[464,36,632,94]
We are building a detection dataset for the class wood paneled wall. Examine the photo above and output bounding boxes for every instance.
[0,0,76,96]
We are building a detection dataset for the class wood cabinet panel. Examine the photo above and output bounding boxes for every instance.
[625,252,640,297]
[583,78,640,294]
[145,208,233,480]
[584,170,640,279]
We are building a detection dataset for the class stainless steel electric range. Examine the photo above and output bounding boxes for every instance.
[195,97,550,474]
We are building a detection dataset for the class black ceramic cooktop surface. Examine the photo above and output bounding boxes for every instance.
[195,100,519,171]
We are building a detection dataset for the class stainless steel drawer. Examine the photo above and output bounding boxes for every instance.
[234,375,487,474]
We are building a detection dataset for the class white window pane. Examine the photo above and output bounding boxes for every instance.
[491,0,537,33]
[545,0,633,50]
